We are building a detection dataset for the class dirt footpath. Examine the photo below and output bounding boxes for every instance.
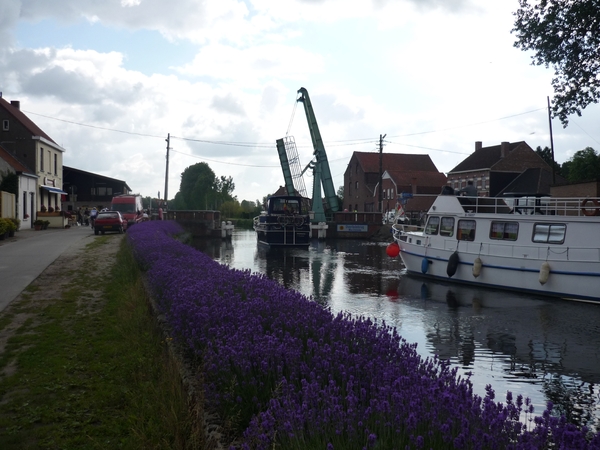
[0,234,124,380]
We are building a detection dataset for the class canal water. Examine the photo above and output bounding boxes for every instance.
[193,229,600,429]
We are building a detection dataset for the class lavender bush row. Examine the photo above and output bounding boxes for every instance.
[127,221,600,449]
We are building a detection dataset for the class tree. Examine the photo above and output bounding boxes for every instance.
[561,147,600,182]
[535,146,561,174]
[214,175,235,206]
[175,163,238,210]
[240,199,262,219]
[179,162,217,210]
[513,0,600,126]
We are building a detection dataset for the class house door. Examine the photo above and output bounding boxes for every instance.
[30,192,35,229]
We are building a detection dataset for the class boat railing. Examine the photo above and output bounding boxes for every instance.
[456,196,600,217]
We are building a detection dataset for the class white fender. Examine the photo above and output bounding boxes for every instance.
[539,262,550,285]
[472,257,482,278]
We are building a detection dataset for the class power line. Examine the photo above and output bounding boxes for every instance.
[25,106,547,154]
[387,108,547,138]
[385,141,471,155]
[24,110,165,138]
[170,149,280,167]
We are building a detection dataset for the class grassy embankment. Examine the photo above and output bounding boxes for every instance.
[0,236,203,449]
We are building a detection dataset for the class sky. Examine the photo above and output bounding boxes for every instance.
[1,0,600,204]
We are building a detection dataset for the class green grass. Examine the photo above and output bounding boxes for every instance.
[0,237,204,449]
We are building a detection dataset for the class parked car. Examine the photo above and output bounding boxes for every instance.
[93,211,127,235]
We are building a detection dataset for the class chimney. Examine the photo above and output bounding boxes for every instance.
[10,100,20,110]
[500,141,510,158]
[475,141,482,152]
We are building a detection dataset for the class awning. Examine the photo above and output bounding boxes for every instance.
[41,185,68,195]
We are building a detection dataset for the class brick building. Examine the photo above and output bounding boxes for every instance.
[381,169,447,219]
[447,141,554,197]
[344,152,444,212]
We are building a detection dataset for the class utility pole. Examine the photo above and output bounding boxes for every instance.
[547,97,556,185]
[164,133,170,204]
[378,134,386,213]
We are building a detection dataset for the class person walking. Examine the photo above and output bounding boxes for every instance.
[89,207,98,228]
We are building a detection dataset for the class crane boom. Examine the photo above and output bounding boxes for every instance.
[276,136,307,198]
[296,87,339,223]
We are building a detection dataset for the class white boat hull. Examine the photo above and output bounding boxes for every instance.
[394,194,600,303]
[399,244,600,302]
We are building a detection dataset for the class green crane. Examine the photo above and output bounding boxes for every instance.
[296,87,340,223]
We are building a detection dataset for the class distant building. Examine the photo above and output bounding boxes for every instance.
[62,166,131,212]
[447,141,555,197]
[344,152,445,212]
[381,169,448,220]
[0,95,66,216]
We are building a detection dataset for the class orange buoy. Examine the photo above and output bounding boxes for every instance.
[386,242,400,258]
[581,198,600,216]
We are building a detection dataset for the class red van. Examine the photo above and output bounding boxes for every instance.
[110,194,143,227]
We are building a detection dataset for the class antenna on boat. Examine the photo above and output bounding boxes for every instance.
[547,96,556,185]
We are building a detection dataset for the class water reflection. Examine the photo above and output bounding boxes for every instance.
[194,230,600,429]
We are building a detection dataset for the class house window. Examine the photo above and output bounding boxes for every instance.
[54,154,58,175]
[2,119,8,131]
[355,164,359,174]
[457,219,476,241]
[355,181,358,190]
[532,223,566,244]
[47,150,51,172]
[22,191,27,218]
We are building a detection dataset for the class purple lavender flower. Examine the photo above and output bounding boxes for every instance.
[127,221,600,449]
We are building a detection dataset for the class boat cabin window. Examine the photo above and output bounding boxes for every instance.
[532,223,566,244]
[425,216,440,235]
[271,199,300,214]
[490,221,518,241]
[457,219,476,241]
[440,217,455,237]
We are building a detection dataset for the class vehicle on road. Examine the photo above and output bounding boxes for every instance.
[110,194,143,227]
[93,211,127,235]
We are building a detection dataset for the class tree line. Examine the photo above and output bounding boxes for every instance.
[536,146,600,183]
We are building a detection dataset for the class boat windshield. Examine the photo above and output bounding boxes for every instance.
[270,198,301,214]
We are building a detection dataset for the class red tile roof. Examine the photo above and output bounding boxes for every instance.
[353,152,439,173]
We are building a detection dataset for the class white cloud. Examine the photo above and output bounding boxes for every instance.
[1,0,599,203]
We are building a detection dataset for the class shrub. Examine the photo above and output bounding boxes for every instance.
[0,218,8,235]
